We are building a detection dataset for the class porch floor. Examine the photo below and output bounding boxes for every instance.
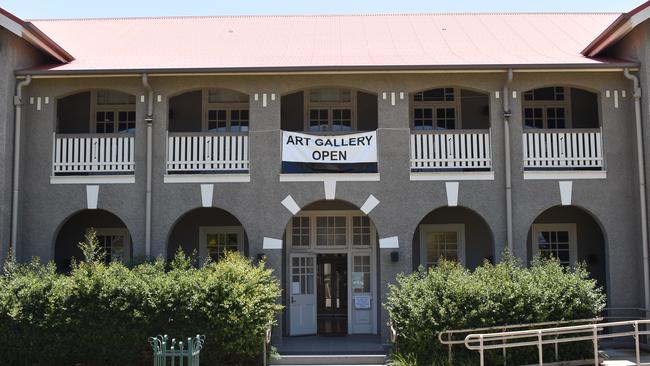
[275,335,387,355]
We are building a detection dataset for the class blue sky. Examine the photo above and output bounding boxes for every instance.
[2,0,642,19]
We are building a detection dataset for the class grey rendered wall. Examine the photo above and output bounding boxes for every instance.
[0,28,47,263]
[14,70,642,342]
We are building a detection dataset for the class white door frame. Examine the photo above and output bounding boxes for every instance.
[285,210,378,335]
[419,224,466,267]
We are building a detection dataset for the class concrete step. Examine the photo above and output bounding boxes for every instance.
[269,353,388,365]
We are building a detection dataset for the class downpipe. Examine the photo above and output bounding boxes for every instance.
[624,68,650,310]
[9,75,32,256]
[142,74,153,258]
[503,69,514,253]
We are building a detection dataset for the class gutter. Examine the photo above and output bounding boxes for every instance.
[624,68,650,310]
[142,74,153,259]
[9,75,32,255]
[503,69,514,254]
[12,63,640,78]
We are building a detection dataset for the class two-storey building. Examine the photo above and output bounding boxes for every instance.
[2,2,650,346]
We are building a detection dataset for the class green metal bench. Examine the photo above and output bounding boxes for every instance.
[149,334,205,366]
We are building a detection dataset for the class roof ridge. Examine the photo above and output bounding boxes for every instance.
[27,11,622,22]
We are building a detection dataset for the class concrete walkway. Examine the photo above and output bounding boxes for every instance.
[602,348,650,365]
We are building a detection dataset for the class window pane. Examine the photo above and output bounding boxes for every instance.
[426,231,459,266]
[315,216,347,246]
[536,230,571,265]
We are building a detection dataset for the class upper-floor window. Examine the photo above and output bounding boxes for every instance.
[93,91,136,133]
[306,88,354,132]
[168,88,249,133]
[523,87,569,129]
[206,89,249,132]
[412,88,458,130]
[410,87,490,131]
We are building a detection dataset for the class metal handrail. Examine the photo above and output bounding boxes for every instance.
[438,318,600,364]
[463,320,650,366]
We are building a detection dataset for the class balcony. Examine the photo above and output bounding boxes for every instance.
[51,133,135,183]
[523,128,604,179]
[164,132,250,183]
[410,130,493,180]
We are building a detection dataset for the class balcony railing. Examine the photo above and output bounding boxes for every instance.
[523,128,603,170]
[410,129,492,171]
[166,132,249,173]
[52,133,135,175]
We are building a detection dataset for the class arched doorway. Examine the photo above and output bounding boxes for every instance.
[412,206,494,270]
[167,207,248,261]
[283,200,379,336]
[54,209,132,272]
[527,206,607,289]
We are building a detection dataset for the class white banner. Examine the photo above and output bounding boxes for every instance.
[282,131,377,164]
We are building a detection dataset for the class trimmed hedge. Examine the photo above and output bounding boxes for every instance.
[0,232,282,366]
[385,255,606,365]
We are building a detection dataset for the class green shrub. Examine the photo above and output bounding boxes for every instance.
[385,254,605,366]
[0,232,282,366]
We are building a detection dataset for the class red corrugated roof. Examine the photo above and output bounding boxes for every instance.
[20,12,632,73]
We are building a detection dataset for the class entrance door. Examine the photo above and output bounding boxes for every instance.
[289,254,317,335]
[317,254,348,335]
[350,253,373,334]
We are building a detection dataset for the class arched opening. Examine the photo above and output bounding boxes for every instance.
[282,200,380,337]
[166,88,250,175]
[412,206,494,270]
[281,87,378,132]
[521,86,603,171]
[54,90,137,176]
[167,207,248,261]
[410,87,490,130]
[54,209,132,272]
[409,87,492,173]
[526,206,607,290]
[57,90,136,134]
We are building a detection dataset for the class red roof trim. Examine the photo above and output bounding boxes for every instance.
[582,1,650,56]
[0,7,73,63]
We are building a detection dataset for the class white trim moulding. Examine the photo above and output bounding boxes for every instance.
[50,175,135,185]
[410,171,495,181]
[163,174,251,183]
[523,171,607,180]
[279,173,380,182]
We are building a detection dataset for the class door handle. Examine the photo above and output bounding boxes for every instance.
[291,296,296,304]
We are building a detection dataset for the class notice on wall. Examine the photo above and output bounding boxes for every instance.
[282,131,377,164]
[354,295,371,310]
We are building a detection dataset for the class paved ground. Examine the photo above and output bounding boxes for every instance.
[602,348,650,365]
[275,335,386,355]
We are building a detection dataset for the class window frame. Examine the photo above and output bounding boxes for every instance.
[303,88,357,132]
[522,87,572,129]
[531,223,577,266]
[90,227,131,264]
[287,211,375,251]
[201,88,250,133]
[419,224,466,267]
[89,90,137,134]
[198,226,245,261]
[410,87,462,131]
